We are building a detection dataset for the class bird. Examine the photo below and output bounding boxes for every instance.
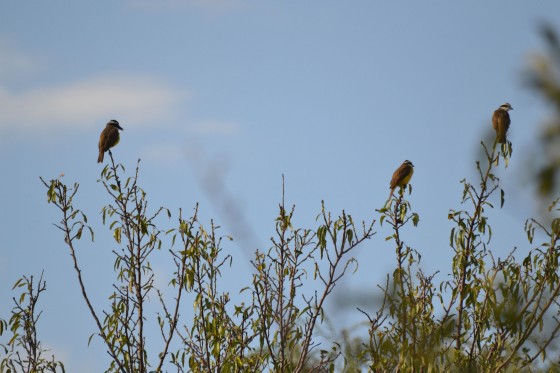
[97,119,123,163]
[388,160,414,200]
[492,103,513,143]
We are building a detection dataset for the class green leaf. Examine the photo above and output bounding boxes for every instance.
[88,333,95,346]
[114,227,122,244]
[88,226,95,242]
[140,219,148,234]
[76,226,83,240]
[47,182,57,203]
[346,229,353,244]
[552,218,560,236]
[449,228,456,248]
[12,278,24,290]
[412,213,420,227]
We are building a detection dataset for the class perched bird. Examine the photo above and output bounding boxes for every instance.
[97,119,124,163]
[492,103,513,143]
[388,160,414,200]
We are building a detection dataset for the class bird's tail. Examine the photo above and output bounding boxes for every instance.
[385,188,395,207]
[97,151,104,163]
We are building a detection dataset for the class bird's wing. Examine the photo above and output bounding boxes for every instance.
[390,163,412,189]
[99,127,109,151]
[99,126,118,151]
[492,110,499,130]
[493,109,511,130]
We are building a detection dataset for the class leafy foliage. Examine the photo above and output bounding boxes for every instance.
[0,273,65,373]
[3,26,560,373]
[24,153,374,372]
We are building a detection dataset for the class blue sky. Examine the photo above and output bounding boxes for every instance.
[1,1,559,371]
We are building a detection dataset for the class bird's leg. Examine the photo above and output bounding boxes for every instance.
[398,186,405,200]
[108,149,116,167]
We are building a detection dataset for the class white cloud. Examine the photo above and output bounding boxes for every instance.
[0,37,235,138]
[0,75,189,132]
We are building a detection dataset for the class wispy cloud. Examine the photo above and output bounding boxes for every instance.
[0,75,189,132]
[0,38,236,138]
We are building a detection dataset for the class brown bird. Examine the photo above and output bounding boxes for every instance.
[388,160,414,200]
[492,103,513,143]
[97,119,123,163]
